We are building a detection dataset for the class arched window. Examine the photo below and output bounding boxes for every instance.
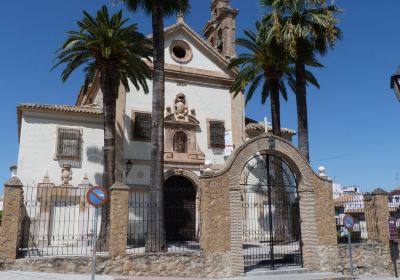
[173,131,187,153]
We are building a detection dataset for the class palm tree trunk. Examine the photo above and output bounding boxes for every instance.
[295,42,310,162]
[146,1,167,252]
[98,66,118,251]
[270,80,282,137]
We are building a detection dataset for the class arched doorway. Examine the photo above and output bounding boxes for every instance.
[241,153,302,270]
[164,176,197,242]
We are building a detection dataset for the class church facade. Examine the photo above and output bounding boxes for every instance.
[17,0,247,189]
[16,0,294,192]
[14,0,296,262]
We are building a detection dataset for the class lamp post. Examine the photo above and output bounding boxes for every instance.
[390,67,400,101]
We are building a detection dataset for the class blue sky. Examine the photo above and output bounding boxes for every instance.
[0,0,399,194]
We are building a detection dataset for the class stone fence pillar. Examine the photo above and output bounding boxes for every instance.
[364,188,390,244]
[109,182,129,257]
[0,177,24,260]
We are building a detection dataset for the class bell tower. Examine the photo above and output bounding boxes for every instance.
[203,0,239,59]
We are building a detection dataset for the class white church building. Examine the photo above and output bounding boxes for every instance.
[14,0,295,252]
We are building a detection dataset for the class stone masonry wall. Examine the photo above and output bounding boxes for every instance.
[0,178,24,260]
[314,177,337,246]
[1,252,231,278]
[199,175,231,252]
[318,243,393,277]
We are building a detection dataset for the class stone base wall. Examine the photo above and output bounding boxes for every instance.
[0,252,232,278]
[318,243,393,277]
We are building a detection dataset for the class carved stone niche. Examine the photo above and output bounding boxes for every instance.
[164,93,205,168]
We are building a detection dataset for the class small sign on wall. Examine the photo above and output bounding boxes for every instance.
[389,217,398,241]
[224,130,234,157]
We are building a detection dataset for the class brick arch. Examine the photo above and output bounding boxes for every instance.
[200,134,332,274]
[216,135,320,191]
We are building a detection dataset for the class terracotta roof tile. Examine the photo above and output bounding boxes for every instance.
[245,122,296,135]
[18,103,102,115]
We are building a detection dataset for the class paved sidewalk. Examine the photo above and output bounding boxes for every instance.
[0,271,113,280]
[0,271,399,280]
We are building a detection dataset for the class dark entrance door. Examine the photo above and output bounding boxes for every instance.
[241,154,302,271]
[164,176,196,242]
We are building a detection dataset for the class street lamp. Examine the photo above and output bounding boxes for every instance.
[125,159,133,178]
[390,67,400,102]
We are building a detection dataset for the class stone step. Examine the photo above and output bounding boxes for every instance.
[245,267,311,276]
[242,272,352,280]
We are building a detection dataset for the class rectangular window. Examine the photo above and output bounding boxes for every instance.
[132,112,152,141]
[209,120,225,149]
[56,128,81,160]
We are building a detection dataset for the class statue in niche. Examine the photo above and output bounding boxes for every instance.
[173,131,187,153]
[174,93,188,121]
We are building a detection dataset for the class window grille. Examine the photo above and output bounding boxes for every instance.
[56,128,81,160]
[209,121,225,148]
[133,112,152,141]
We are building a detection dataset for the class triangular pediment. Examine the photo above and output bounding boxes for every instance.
[149,22,237,79]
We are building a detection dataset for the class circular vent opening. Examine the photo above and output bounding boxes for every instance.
[172,46,187,59]
[170,40,192,63]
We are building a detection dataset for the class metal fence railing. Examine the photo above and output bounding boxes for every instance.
[18,184,107,258]
[127,188,200,253]
[334,192,379,243]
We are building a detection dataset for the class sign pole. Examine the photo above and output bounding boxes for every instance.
[389,217,399,278]
[392,240,399,278]
[92,206,98,280]
[86,186,108,280]
[347,230,354,278]
[343,214,355,278]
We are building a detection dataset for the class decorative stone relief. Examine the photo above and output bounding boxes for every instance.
[61,164,73,185]
[174,93,189,121]
[164,93,205,169]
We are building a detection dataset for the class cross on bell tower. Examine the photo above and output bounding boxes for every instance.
[203,0,239,59]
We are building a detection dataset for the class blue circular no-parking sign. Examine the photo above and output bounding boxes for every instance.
[343,214,355,231]
[86,186,108,207]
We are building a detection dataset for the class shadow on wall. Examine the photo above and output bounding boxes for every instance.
[87,146,103,164]
[94,173,103,186]
[87,146,104,186]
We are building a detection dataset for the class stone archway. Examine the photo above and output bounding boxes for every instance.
[164,169,200,245]
[199,134,337,276]
[164,176,197,242]
[164,169,199,190]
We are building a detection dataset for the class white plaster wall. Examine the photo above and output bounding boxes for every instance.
[17,112,104,187]
[123,29,233,185]
[164,33,224,74]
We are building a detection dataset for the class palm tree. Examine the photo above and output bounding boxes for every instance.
[53,5,152,248]
[261,0,342,162]
[229,22,293,137]
[122,0,190,252]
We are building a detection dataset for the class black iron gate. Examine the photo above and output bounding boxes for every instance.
[241,153,302,271]
[164,176,197,242]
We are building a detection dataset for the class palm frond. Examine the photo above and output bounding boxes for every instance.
[53,5,152,95]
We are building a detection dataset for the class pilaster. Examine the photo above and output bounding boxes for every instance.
[0,177,24,260]
[109,182,129,257]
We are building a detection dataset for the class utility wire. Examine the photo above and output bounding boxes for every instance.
[311,153,355,163]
